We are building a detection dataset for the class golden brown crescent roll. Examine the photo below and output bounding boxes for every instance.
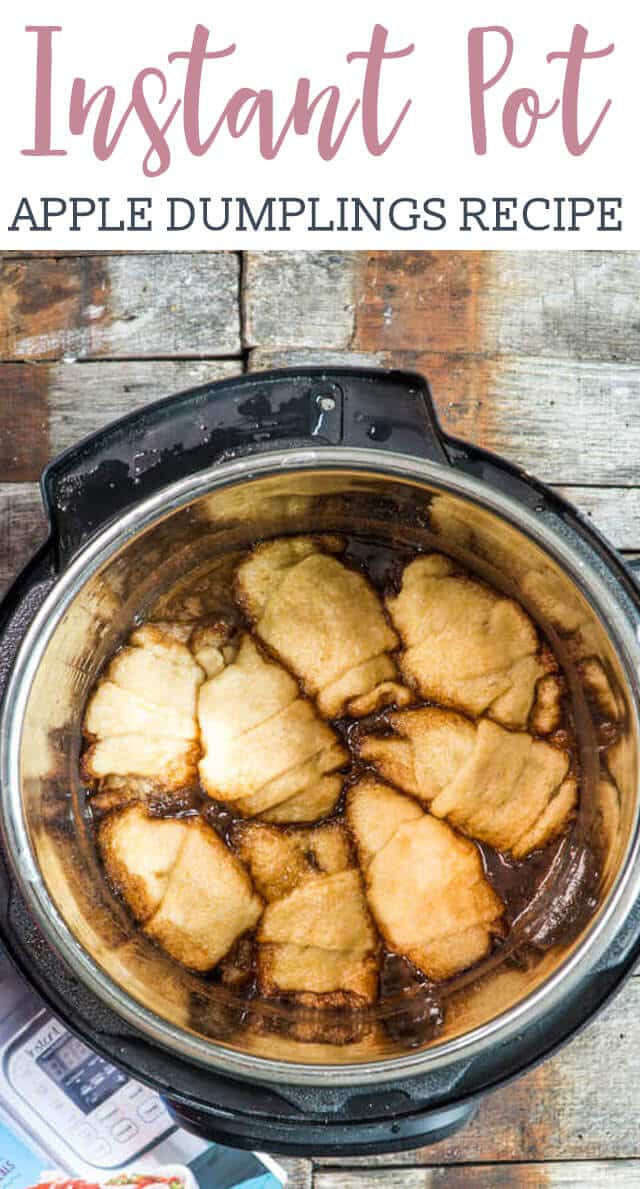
[359,707,576,859]
[235,535,410,717]
[258,869,378,1001]
[346,777,504,981]
[257,777,345,824]
[83,625,204,788]
[346,777,422,870]
[145,822,263,972]
[234,820,352,903]
[198,634,347,821]
[98,806,263,972]
[386,554,558,729]
[99,804,188,922]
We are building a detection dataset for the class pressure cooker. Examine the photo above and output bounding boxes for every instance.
[1,367,639,1156]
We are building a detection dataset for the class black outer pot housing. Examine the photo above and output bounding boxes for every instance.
[1,368,640,1157]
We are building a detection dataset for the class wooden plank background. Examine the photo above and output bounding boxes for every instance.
[1,249,639,1188]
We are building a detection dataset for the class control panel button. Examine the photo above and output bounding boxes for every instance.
[111,1118,139,1143]
[96,1105,118,1124]
[137,1097,164,1123]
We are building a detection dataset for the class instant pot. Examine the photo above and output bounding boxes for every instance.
[1,367,639,1156]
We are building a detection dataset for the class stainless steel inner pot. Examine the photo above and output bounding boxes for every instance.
[2,447,640,1089]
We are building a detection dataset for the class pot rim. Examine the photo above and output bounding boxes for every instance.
[2,445,640,1088]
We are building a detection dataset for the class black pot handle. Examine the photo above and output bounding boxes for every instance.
[41,367,449,570]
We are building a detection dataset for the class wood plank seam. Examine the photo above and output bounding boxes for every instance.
[313,1156,640,1166]
[0,355,247,364]
[311,1164,640,1188]
[238,248,251,362]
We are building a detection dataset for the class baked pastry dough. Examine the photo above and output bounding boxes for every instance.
[87,534,585,1017]
[84,625,204,788]
[387,554,554,729]
[98,806,262,972]
[360,707,576,858]
[198,634,347,820]
[347,778,504,980]
[258,869,378,1000]
[235,536,409,716]
[98,804,187,922]
[346,777,422,870]
[257,777,344,824]
[234,820,352,902]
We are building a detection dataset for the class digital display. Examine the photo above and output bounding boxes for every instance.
[37,1034,126,1114]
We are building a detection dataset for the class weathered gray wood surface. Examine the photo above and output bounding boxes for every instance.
[1,250,639,1187]
[245,250,640,360]
[0,253,241,360]
[0,483,46,592]
[316,1165,640,1188]
[244,251,359,350]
